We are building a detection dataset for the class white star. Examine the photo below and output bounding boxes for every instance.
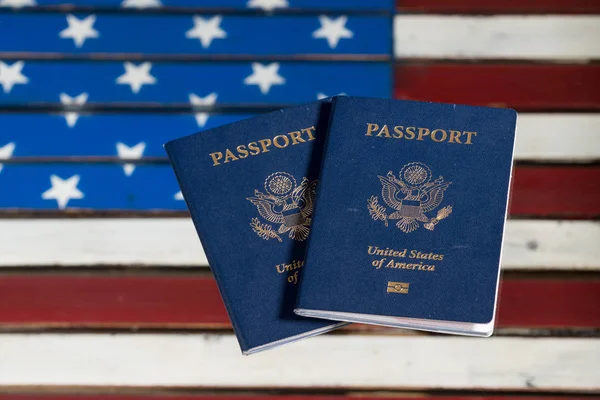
[246,0,288,12]
[186,16,227,48]
[116,142,145,177]
[0,142,15,173]
[243,62,285,95]
[42,175,84,209]
[121,0,161,8]
[0,0,36,8]
[312,15,353,49]
[174,191,184,200]
[59,14,99,48]
[317,92,346,100]
[0,61,29,94]
[189,92,217,128]
[116,62,156,94]
[59,92,88,128]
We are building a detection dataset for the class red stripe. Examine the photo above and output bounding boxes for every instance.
[510,166,600,218]
[394,64,600,111]
[0,276,598,329]
[396,0,600,14]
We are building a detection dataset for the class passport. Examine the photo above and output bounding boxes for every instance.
[165,101,344,355]
[295,96,517,336]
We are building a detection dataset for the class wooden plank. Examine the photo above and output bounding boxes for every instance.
[396,0,600,14]
[0,334,597,390]
[0,165,187,210]
[0,276,598,329]
[394,16,600,60]
[2,113,598,162]
[514,114,600,162]
[510,166,600,218]
[0,397,597,400]
[394,64,600,111]
[3,0,394,11]
[0,62,390,105]
[0,14,390,55]
[0,219,597,269]
[0,165,598,213]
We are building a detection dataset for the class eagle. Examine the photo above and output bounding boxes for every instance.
[378,170,451,233]
[246,177,316,241]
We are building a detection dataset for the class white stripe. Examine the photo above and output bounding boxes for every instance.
[0,334,597,390]
[0,219,597,270]
[515,114,600,162]
[394,16,600,60]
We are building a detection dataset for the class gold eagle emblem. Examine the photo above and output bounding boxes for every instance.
[368,162,453,233]
[247,172,316,242]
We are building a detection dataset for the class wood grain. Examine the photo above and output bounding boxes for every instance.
[394,16,600,60]
[394,64,600,111]
[2,113,598,162]
[0,334,598,390]
[0,219,597,269]
[396,0,600,14]
[510,166,600,218]
[513,114,600,162]
[0,276,598,329]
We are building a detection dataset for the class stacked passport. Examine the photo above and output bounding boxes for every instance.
[165,96,517,355]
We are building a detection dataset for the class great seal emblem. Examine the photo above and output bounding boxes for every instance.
[247,172,316,242]
[367,162,453,233]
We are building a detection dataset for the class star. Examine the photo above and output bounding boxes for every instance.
[42,175,84,209]
[0,142,15,173]
[59,92,88,128]
[59,14,99,48]
[186,16,227,48]
[317,92,346,100]
[246,0,288,12]
[243,62,285,95]
[116,142,145,176]
[312,15,353,49]
[121,0,161,8]
[0,61,29,94]
[174,191,184,200]
[189,92,217,128]
[116,62,156,94]
[0,0,36,8]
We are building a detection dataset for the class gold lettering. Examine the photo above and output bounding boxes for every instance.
[247,141,260,156]
[448,130,462,144]
[209,151,223,166]
[236,145,249,159]
[258,138,272,153]
[287,131,305,145]
[302,126,316,141]
[366,123,379,136]
[393,126,404,138]
[223,149,239,163]
[417,127,430,141]
[464,131,477,144]
[273,134,290,148]
[431,129,447,142]
[405,127,416,140]
[377,125,392,138]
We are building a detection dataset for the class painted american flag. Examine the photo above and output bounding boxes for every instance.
[0,0,598,397]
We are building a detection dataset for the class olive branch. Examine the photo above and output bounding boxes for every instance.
[250,218,283,242]
[367,196,388,227]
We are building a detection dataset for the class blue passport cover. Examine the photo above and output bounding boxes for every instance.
[296,96,517,332]
[164,101,343,355]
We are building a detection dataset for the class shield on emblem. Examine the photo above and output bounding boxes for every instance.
[397,199,422,218]
[282,206,306,227]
